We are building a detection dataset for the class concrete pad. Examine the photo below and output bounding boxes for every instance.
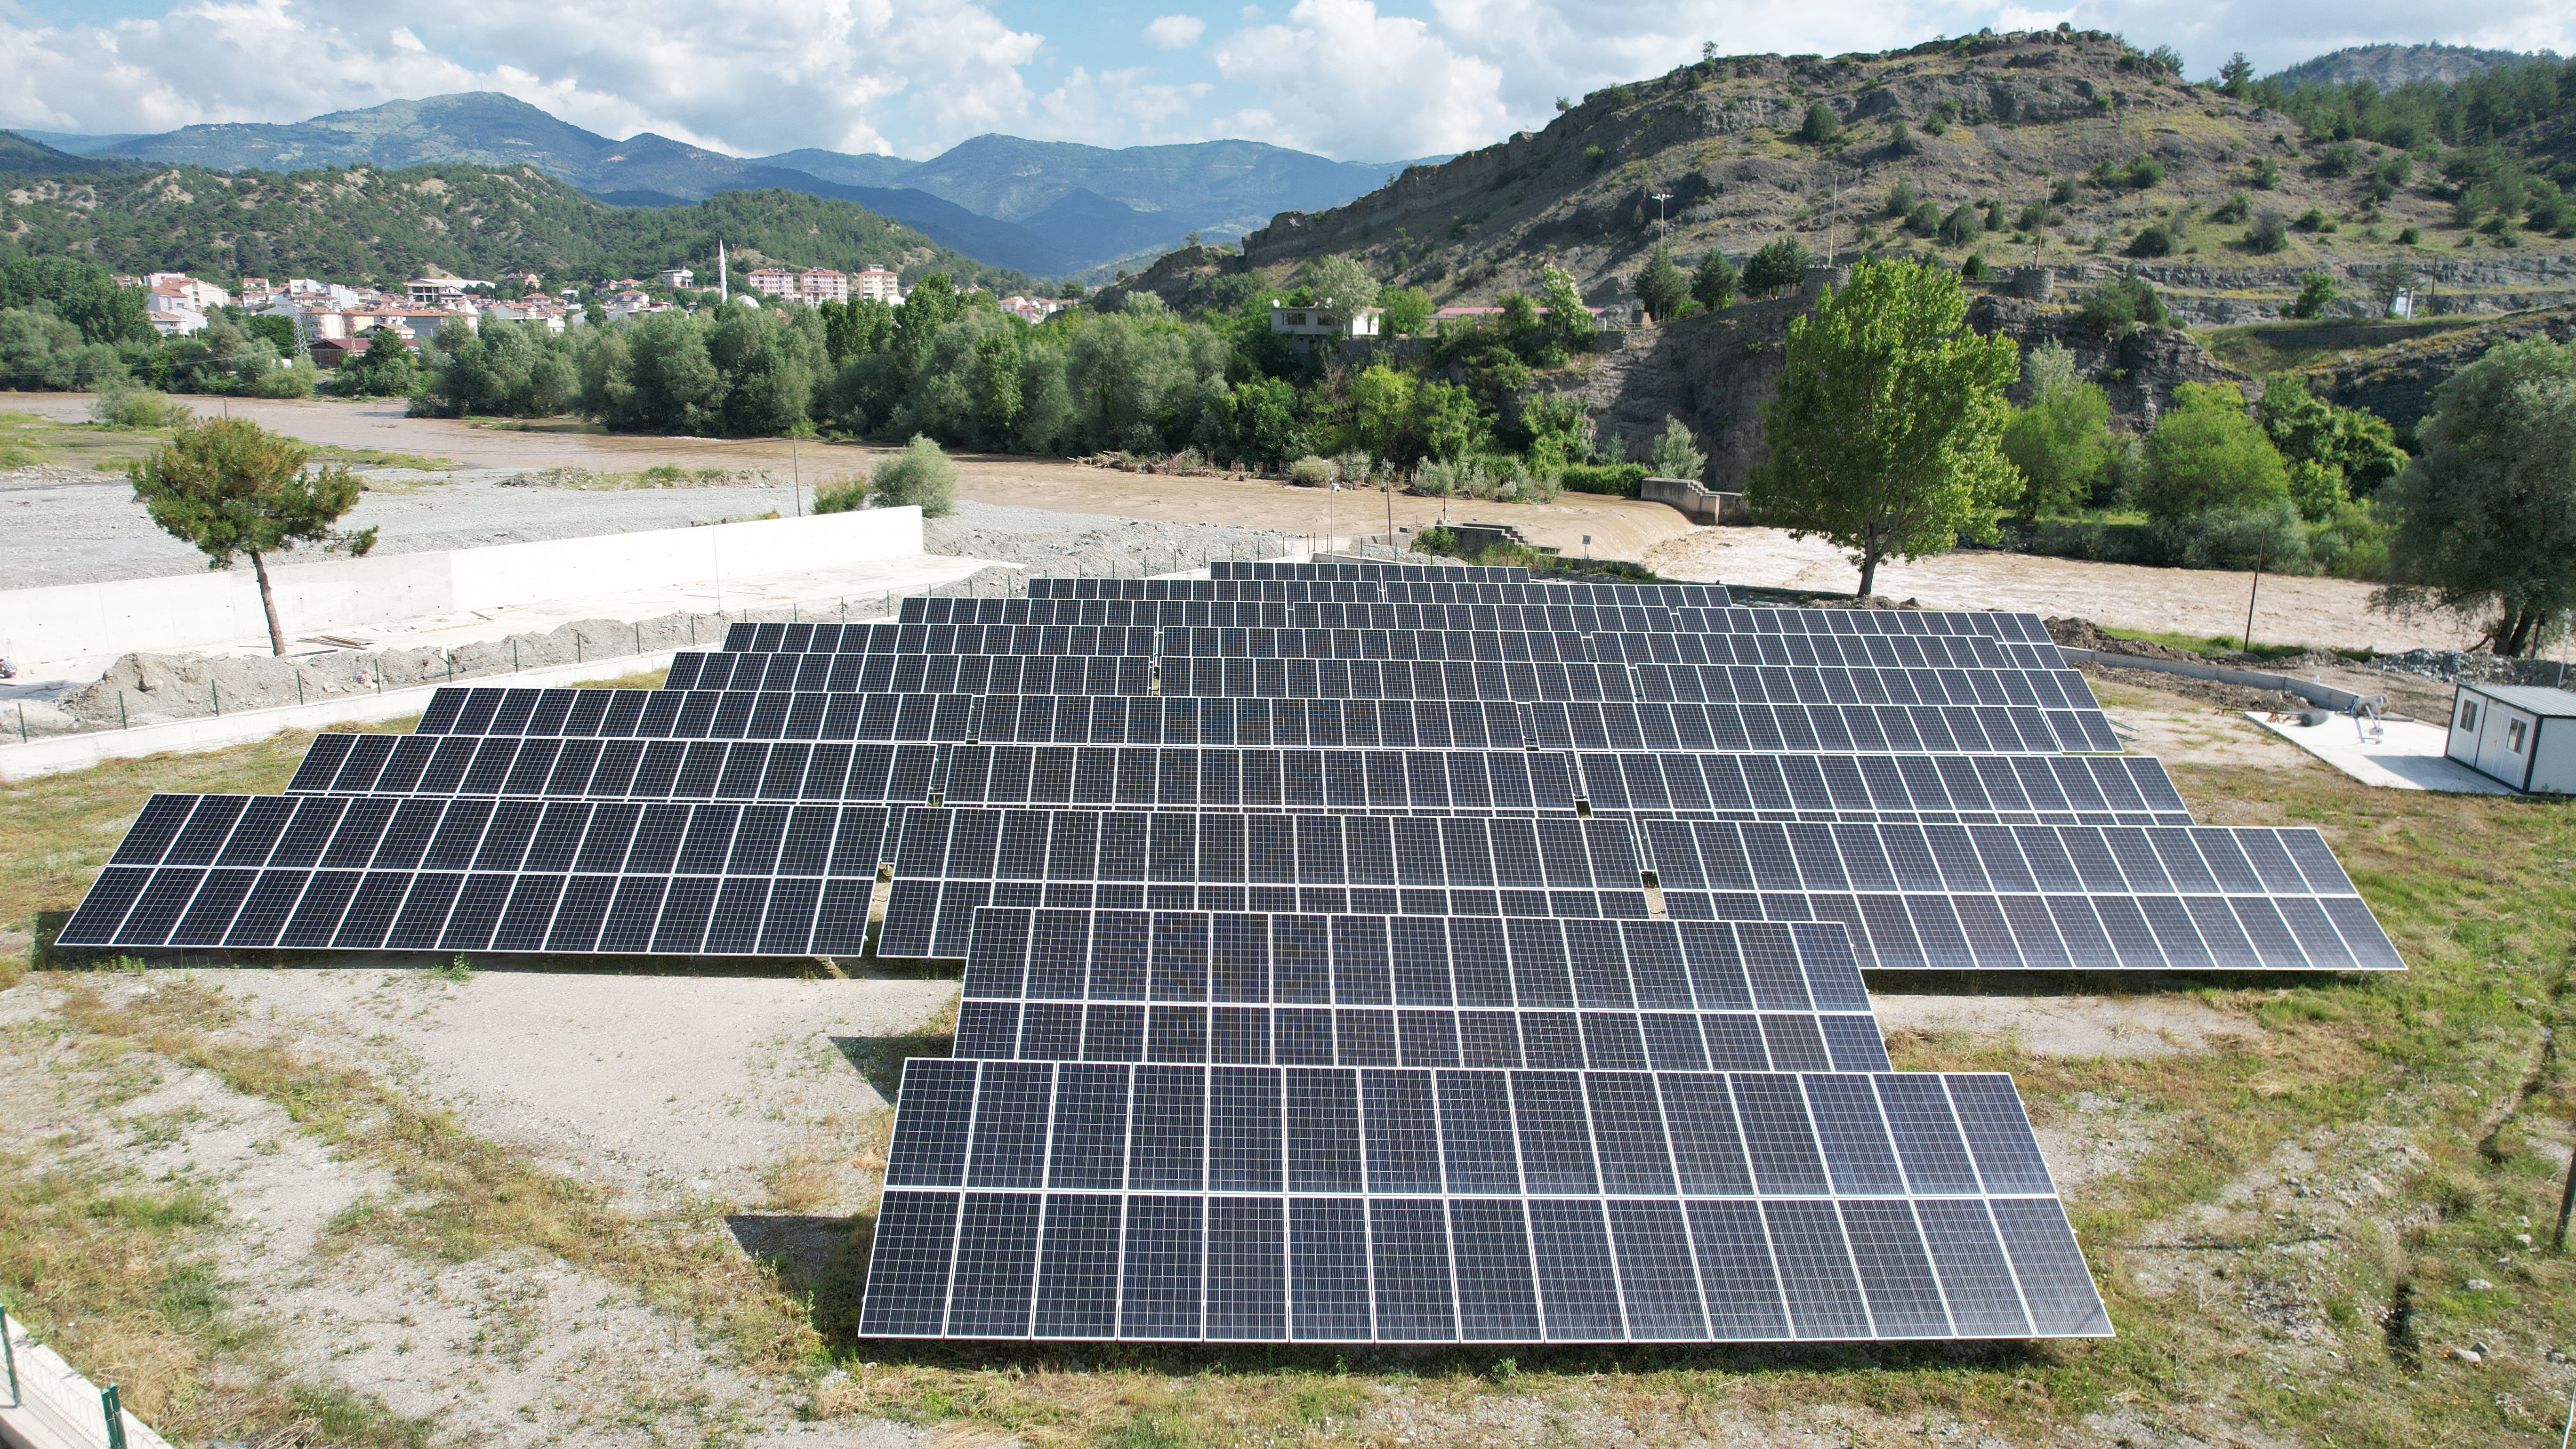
[2246,709,2515,794]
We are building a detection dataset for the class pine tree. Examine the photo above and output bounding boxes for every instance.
[1634,244,1689,322]
[128,418,365,655]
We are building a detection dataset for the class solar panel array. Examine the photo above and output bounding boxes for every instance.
[860,912,2112,1342]
[62,553,2406,1344]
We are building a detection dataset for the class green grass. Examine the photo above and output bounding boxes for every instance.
[310,443,460,472]
[2196,316,2495,376]
[2096,624,2372,663]
[501,464,757,490]
[8,686,2575,1446]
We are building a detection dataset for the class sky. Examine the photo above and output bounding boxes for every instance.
[0,0,2568,163]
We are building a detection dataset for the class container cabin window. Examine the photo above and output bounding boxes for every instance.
[2509,720,2527,754]
[2459,701,2479,730]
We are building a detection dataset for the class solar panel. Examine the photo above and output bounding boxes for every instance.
[872,807,2398,970]
[856,912,2110,1341]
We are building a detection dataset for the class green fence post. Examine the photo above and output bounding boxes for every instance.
[14,703,24,743]
[511,637,520,672]
[103,1382,129,1449]
[210,683,220,717]
[3,1296,19,1404]
[118,691,129,729]
[296,673,305,706]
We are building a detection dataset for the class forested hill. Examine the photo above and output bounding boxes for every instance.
[1236,31,2575,315]
[0,161,1031,292]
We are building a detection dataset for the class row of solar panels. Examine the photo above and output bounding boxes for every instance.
[860,1185,2105,1342]
[708,621,2058,672]
[291,730,2186,823]
[903,598,1956,640]
[950,1003,1892,1074]
[420,684,2103,760]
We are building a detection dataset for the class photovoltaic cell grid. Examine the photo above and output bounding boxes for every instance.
[873,806,2399,970]
[856,912,2110,1342]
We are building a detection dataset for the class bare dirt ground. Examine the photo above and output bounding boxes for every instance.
[1646,527,2489,655]
[0,392,1694,587]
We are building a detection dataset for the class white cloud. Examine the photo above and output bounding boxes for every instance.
[0,0,2569,169]
[1144,14,1208,48]
[0,0,1046,158]
[1213,0,1510,158]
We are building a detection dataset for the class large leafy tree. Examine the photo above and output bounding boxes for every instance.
[2138,382,2291,522]
[129,418,364,655]
[1302,253,1378,329]
[2000,342,2114,518]
[1750,258,2021,596]
[2377,337,2576,656]
[1690,249,1738,312]
[1740,237,1812,298]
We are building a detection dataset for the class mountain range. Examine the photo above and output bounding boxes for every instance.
[13,94,1433,281]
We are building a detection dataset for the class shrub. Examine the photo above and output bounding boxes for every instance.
[2249,155,2279,189]
[2288,271,2337,319]
[249,361,319,399]
[1332,449,1373,484]
[2156,500,2307,570]
[867,435,957,516]
[2294,208,2333,233]
[1886,180,1918,217]
[1796,103,1843,145]
[2246,209,2290,253]
[2050,178,2077,205]
[2077,269,2167,337]
[1905,201,1942,237]
[811,471,869,513]
[2126,225,2176,258]
[2017,198,2051,231]
[1413,524,1460,557]
[2320,143,2360,177]
[2140,381,2290,522]
[2126,153,2166,189]
[1558,462,1647,496]
[1287,454,1334,487]
[1740,237,1812,296]
[1961,252,1988,279]
[90,384,191,430]
[1410,459,1457,497]
[1938,204,1980,246]
[2397,226,2420,245]
[1648,416,1706,481]
[2210,192,2251,224]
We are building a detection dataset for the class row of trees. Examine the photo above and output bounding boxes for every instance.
[1752,255,2569,653]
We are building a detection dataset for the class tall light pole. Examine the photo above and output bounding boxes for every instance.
[1650,193,1674,241]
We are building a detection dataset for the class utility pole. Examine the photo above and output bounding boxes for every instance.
[2244,541,2264,651]
[1650,193,1674,242]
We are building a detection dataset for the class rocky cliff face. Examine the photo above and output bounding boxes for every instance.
[1540,293,2243,490]
[2298,305,2576,423]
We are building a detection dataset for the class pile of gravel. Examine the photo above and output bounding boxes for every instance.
[2366,649,2575,688]
[925,500,1288,581]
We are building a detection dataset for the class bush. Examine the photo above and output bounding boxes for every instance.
[1905,201,1942,237]
[1413,524,1461,557]
[867,435,957,516]
[1796,104,1843,145]
[2126,153,2166,189]
[2127,225,2176,258]
[2140,381,2290,522]
[249,361,319,400]
[1410,459,1458,497]
[2155,501,2307,570]
[2398,226,2421,246]
[1741,237,1812,296]
[1649,416,1706,481]
[2077,269,2168,337]
[811,471,869,514]
[1332,449,1373,484]
[1287,454,1335,487]
[2249,155,2280,189]
[2320,143,2360,177]
[2247,209,2290,253]
[90,384,192,430]
[1886,180,1918,217]
[2288,271,2337,319]
[2294,208,2333,233]
[2304,499,2389,579]
[1938,204,1980,246]
[2210,192,2251,224]
[1558,462,1647,496]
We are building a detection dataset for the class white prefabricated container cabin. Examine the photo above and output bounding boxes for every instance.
[2445,681,2576,794]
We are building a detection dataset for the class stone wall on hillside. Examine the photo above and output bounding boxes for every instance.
[2302,306,2576,424]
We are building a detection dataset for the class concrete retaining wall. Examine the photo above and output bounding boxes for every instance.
[1,1307,177,1449]
[2059,646,2379,713]
[3,507,924,673]
[1637,476,1749,526]
[0,649,684,781]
